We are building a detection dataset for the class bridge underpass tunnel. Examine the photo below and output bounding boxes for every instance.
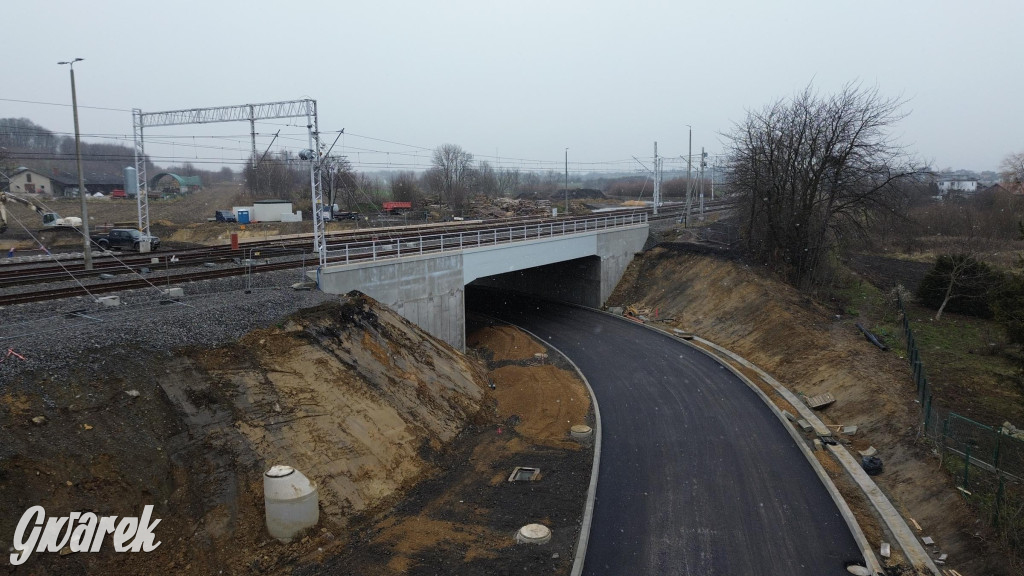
[468,256,603,309]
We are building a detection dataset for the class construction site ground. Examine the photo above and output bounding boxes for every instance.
[6,191,1021,574]
[302,321,593,576]
[0,185,607,255]
[607,237,1021,575]
[0,291,592,575]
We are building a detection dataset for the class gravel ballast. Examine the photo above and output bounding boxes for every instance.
[0,268,336,387]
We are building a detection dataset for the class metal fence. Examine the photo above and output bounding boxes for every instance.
[323,213,649,265]
[897,294,1023,547]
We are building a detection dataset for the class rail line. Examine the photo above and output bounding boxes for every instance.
[1,200,735,305]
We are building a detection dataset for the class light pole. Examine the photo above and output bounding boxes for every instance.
[684,124,693,227]
[564,148,569,216]
[58,58,92,270]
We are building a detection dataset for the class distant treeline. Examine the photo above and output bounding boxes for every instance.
[0,118,234,188]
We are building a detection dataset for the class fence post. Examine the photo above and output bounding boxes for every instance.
[993,428,1002,471]
[962,444,971,490]
[941,416,949,461]
[994,475,1004,528]
[924,394,933,432]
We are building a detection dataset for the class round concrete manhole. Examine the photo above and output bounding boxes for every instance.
[570,424,593,440]
[516,523,552,545]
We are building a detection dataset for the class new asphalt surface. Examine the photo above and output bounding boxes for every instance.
[467,289,864,575]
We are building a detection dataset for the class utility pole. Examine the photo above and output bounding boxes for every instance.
[710,159,715,200]
[652,142,660,215]
[564,147,569,216]
[59,58,92,270]
[684,125,693,227]
[699,148,707,220]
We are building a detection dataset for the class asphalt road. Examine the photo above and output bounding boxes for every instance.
[467,289,864,575]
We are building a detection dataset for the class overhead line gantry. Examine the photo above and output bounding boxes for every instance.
[132,99,327,265]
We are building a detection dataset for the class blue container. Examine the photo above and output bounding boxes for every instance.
[238,210,250,224]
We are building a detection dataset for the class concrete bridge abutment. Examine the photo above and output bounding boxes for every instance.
[315,224,648,350]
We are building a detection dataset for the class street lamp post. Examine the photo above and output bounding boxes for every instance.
[58,58,92,270]
[685,124,693,227]
[564,148,569,216]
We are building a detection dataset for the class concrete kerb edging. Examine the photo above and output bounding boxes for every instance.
[691,337,940,576]
[473,315,601,576]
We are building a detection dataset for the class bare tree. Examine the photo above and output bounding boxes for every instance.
[322,155,356,209]
[429,144,474,212]
[1000,152,1024,184]
[726,83,921,289]
[496,167,520,197]
[476,161,498,197]
[390,171,422,203]
[918,251,999,321]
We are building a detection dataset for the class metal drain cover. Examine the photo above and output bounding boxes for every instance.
[508,466,541,482]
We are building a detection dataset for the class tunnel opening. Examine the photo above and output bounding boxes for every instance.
[468,255,602,309]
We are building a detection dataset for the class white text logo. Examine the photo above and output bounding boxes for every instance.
[10,505,161,566]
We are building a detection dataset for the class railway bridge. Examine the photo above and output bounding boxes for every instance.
[313,213,649,350]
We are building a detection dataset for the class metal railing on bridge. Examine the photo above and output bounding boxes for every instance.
[323,213,649,265]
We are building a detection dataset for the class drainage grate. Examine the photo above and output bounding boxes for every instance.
[507,466,541,482]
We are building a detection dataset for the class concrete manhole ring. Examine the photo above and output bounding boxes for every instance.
[516,523,552,544]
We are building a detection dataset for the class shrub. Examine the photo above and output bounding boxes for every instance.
[916,254,1001,318]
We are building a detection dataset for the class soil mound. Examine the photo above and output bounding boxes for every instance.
[0,293,486,574]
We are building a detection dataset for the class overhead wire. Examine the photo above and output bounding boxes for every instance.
[4,194,196,300]
[0,97,132,112]
[4,115,715,175]
[2,209,99,301]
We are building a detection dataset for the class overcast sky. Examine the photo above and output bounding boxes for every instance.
[3,0,1021,175]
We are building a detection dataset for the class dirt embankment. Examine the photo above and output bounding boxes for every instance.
[303,319,594,576]
[0,293,487,574]
[607,246,1014,576]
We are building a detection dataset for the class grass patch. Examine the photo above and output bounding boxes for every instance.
[834,266,1024,427]
[901,304,1023,426]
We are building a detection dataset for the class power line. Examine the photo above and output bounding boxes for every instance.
[0,97,132,113]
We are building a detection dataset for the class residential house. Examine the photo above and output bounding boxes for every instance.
[5,167,75,196]
[5,167,125,197]
[937,179,978,195]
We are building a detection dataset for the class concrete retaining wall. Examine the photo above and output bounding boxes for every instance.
[316,253,465,349]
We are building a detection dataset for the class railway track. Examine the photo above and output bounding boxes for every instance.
[1,200,735,305]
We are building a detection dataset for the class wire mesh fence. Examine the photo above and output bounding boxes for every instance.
[897,294,1024,550]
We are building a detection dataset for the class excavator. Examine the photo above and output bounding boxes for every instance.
[0,191,82,234]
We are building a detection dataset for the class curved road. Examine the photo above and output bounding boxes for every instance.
[467,289,863,575]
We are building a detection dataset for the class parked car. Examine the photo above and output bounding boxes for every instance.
[111,189,128,199]
[93,229,161,251]
[215,210,237,222]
